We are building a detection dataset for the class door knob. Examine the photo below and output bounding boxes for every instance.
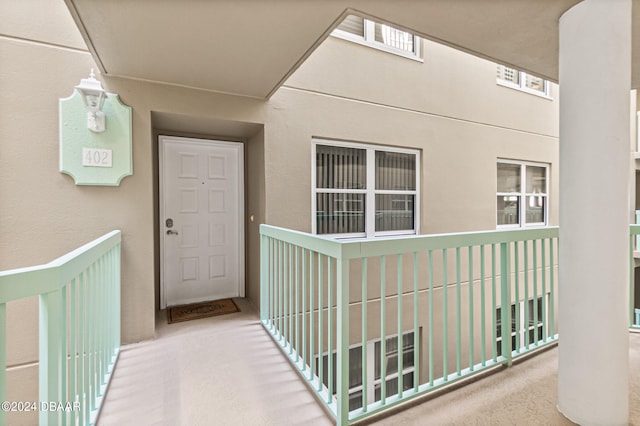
[166,230,179,235]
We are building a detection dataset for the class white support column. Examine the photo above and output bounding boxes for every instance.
[558,1,631,425]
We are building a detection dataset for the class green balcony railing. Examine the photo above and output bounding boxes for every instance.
[260,225,559,425]
[0,231,121,426]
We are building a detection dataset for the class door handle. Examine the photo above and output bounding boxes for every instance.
[166,230,179,235]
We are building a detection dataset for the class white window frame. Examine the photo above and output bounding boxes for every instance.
[496,294,549,355]
[331,17,423,61]
[496,65,551,98]
[312,139,420,239]
[497,159,549,229]
[315,330,417,411]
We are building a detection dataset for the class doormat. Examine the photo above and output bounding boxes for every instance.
[168,299,240,324]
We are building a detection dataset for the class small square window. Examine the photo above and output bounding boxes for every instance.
[497,160,548,228]
[496,65,549,97]
[332,15,421,60]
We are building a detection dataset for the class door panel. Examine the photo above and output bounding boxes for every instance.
[160,136,244,308]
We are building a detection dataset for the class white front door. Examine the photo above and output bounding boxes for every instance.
[160,136,244,308]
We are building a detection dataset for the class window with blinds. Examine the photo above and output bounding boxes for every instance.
[497,160,548,228]
[332,15,420,59]
[496,65,549,97]
[313,140,419,238]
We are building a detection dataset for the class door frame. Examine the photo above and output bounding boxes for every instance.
[159,135,245,309]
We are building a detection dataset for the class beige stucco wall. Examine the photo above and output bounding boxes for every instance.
[286,37,559,138]
[263,92,558,235]
[2,1,559,418]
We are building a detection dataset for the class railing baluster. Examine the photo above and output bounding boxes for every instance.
[301,248,307,369]
[380,255,387,403]
[514,242,520,353]
[480,245,486,367]
[99,256,106,389]
[550,238,556,334]
[327,257,333,402]
[275,241,280,340]
[81,271,89,425]
[260,236,268,323]
[295,246,300,362]
[336,255,350,426]
[500,242,512,366]
[309,251,315,381]
[361,258,368,412]
[289,244,294,354]
[284,243,289,346]
[87,263,96,413]
[428,250,434,386]
[278,240,282,333]
[491,244,497,362]
[542,238,547,341]
[39,289,64,425]
[289,244,293,354]
[397,254,404,397]
[271,239,276,330]
[533,239,539,346]
[114,243,121,355]
[413,252,419,393]
[442,249,448,381]
[69,277,78,424]
[455,247,461,376]
[318,253,323,393]
[468,246,474,371]
[269,239,274,329]
[524,240,529,350]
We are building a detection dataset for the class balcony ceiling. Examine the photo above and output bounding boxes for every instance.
[66,0,640,99]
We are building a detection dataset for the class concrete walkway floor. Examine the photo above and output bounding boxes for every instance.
[97,299,640,426]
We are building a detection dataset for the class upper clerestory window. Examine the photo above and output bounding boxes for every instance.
[331,15,422,61]
[496,65,550,98]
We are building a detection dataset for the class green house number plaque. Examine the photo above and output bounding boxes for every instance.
[59,91,132,186]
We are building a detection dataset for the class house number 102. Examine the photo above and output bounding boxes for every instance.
[82,148,113,168]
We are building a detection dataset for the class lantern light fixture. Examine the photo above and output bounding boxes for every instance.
[74,69,106,132]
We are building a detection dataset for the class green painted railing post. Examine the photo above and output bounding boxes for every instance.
[336,251,350,426]
[500,242,512,366]
[114,243,122,353]
[39,289,64,426]
[260,231,268,323]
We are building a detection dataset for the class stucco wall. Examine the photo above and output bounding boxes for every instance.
[263,88,558,234]
[266,36,558,234]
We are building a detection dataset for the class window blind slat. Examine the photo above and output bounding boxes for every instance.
[336,15,365,37]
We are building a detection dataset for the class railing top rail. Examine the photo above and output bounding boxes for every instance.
[340,226,559,259]
[260,224,343,257]
[631,224,640,235]
[261,224,558,260]
[0,230,121,303]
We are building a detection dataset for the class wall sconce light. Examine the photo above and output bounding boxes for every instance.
[74,69,106,132]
